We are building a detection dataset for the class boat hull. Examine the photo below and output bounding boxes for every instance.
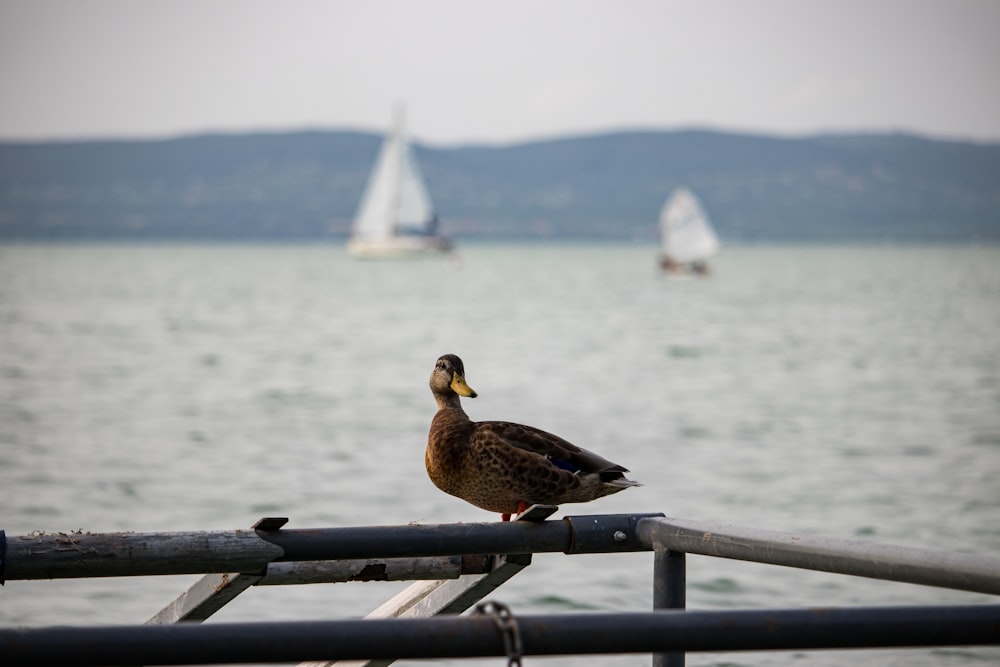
[659,254,711,276]
[347,236,453,260]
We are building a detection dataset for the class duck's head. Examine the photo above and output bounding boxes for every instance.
[430,354,478,403]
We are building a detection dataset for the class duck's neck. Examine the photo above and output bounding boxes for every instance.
[434,392,466,412]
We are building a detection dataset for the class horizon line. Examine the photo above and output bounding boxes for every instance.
[2,122,998,148]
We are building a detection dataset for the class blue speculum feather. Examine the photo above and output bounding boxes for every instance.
[548,457,580,473]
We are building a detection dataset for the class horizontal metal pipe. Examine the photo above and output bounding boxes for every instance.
[266,513,661,561]
[3,514,657,581]
[258,556,485,585]
[3,529,283,580]
[637,517,1000,595]
[1,605,997,666]
[262,521,569,560]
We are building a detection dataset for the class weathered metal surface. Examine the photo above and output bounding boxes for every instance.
[308,555,532,667]
[637,516,1000,595]
[365,554,531,619]
[2,605,997,666]
[146,572,262,624]
[145,557,487,625]
[260,556,479,586]
[305,509,546,667]
[4,530,284,580]
[6,513,1000,667]
[4,514,657,581]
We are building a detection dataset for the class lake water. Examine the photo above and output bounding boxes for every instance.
[1,242,998,666]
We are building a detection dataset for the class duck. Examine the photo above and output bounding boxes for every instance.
[426,353,641,521]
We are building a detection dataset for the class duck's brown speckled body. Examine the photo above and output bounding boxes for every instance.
[426,354,641,520]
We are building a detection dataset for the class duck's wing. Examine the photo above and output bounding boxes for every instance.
[472,420,630,476]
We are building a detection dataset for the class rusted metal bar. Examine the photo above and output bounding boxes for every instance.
[3,529,283,580]
[636,516,1000,595]
[2,605,997,666]
[261,555,488,586]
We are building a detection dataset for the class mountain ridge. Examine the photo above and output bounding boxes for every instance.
[1,129,998,241]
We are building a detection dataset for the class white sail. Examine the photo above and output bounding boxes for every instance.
[659,187,719,264]
[348,107,449,258]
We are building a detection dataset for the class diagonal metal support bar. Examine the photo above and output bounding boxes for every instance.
[146,518,288,624]
[302,506,556,667]
[147,557,495,624]
[147,572,263,624]
[303,554,532,667]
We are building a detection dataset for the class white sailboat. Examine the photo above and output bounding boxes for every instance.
[347,108,452,259]
[658,187,719,276]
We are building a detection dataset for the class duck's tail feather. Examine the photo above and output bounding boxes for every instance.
[601,469,642,488]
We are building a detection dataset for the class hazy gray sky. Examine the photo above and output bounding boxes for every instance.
[2,0,999,145]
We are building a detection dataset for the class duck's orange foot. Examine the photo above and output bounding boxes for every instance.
[501,513,511,522]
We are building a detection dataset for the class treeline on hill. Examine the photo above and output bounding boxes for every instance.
[1,129,998,241]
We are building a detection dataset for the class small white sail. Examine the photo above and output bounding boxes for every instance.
[659,187,719,264]
[348,107,450,258]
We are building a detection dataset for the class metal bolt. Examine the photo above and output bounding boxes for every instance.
[612,530,628,542]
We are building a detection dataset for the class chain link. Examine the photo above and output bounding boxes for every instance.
[475,600,523,667]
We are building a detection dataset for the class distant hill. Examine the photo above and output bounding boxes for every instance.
[1,129,998,241]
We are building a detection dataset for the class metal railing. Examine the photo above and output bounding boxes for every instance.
[1,510,998,666]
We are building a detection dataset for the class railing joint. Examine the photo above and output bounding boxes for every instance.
[564,512,664,554]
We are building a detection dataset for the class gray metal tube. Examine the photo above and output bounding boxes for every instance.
[652,549,686,667]
[1,605,996,666]
[258,556,480,585]
[637,516,1000,595]
[4,515,658,580]
[3,529,284,580]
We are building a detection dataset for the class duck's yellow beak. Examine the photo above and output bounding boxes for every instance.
[451,373,478,398]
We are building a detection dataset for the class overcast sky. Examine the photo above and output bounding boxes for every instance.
[2,0,999,145]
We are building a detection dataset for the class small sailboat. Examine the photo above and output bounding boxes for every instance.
[658,187,719,276]
[347,108,452,259]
